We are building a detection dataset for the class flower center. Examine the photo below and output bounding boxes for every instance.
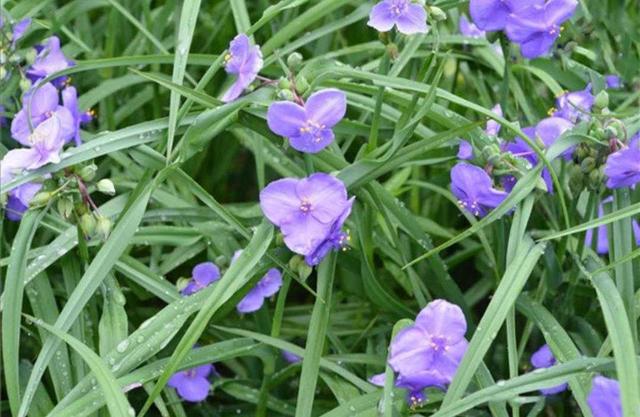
[299,198,312,213]
[549,25,560,36]
[458,199,481,216]
[299,120,327,143]
[223,52,233,63]
[430,335,448,352]
[390,0,408,16]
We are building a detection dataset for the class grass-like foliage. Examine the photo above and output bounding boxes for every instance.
[1,0,639,416]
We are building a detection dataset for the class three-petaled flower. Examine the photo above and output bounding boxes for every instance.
[451,163,508,217]
[367,0,428,35]
[168,364,216,403]
[181,262,221,296]
[222,34,263,102]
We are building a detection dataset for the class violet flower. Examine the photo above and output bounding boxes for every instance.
[388,300,468,394]
[304,203,352,266]
[27,36,74,86]
[459,15,486,38]
[222,34,263,103]
[506,0,578,59]
[259,173,354,261]
[553,85,594,123]
[267,89,347,153]
[451,163,508,217]
[604,137,640,189]
[469,0,538,31]
[585,197,640,254]
[11,82,75,146]
[369,373,427,408]
[606,75,622,89]
[5,183,43,221]
[457,140,473,160]
[367,0,428,35]
[168,364,216,403]
[237,268,283,313]
[530,344,567,395]
[587,376,621,417]
[282,350,302,364]
[181,262,221,296]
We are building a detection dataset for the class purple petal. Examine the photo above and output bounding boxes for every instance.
[174,376,210,403]
[369,373,386,387]
[457,140,473,160]
[12,18,31,42]
[459,15,486,38]
[530,344,556,368]
[367,1,396,32]
[415,299,467,345]
[518,33,558,59]
[606,75,622,89]
[27,36,74,82]
[237,287,265,313]
[396,369,448,391]
[604,147,640,189]
[587,376,622,417]
[192,262,221,286]
[280,212,332,256]
[545,0,578,25]
[1,149,39,184]
[259,178,302,226]
[267,101,307,137]
[388,326,434,377]
[194,364,215,379]
[485,104,503,136]
[225,34,250,74]
[469,0,512,31]
[305,89,347,129]
[297,173,349,224]
[428,338,468,381]
[6,194,29,221]
[395,3,428,35]
[221,74,251,102]
[256,268,282,297]
[283,350,302,364]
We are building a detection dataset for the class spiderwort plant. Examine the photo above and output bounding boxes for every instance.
[267,89,347,153]
[221,34,263,102]
[604,135,640,189]
[367,0,428,35]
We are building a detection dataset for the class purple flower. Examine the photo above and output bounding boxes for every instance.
[485,104,503,137]
[282,350,302,364]
[587,376,621,417]
[469,0,539,31]
[606,75,622,89]
[505,117,573,193]
[304,202,352,266]
[530,344,567,395]
[181,262,221,296]
[27,36,74,85]
[62,86,93,146]
[369,373,427,408]
[554,86,594,123]
[5,183,43,221]
[604,138,640,189]
[222,34,263,103]
[237,268,283,313]
[168,364,215,403]
[506,0,578,59]
[11,82,75,146]
[259,173,354,259]
[459,15,486,38]
[585,197,640,254]
[8,115,66,170]
[367,0,428,35]
[451,163,508,217]
[388,299,468,393]
[457,140,473,160]
[267,89,347,154]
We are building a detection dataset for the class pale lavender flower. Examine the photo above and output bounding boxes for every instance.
[604,137,640,189]
[259,173,354,258]
[367,0,428,35]
[587,376,621,417]
[237,268,283,313]
[469,0,539,31]
[451,163,508,217]
[388,300,468,393]
[5,182,43,221]
[181,262,221,296]
[27,36,74,86]
[11,82,75,145]
[267,89,347,153]
[8,115,66,170]
[530,344,567,395]
[584,197,640,254]
[168,364,215,403]
[506,0,578,59]
[554,85,594,123]
[459,15,486,38]
[222,34,263,102]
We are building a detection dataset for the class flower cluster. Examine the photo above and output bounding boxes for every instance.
[469,0,578,58]
[260,173,354,266]
[1,27,92,221]
[371,300,468,406]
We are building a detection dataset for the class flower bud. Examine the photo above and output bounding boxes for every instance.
[594,90,609,109]
[96,179,116,195]
[296,76,310,94]
[78,164,98,182]
[80,213,96,236]
[287,52,303,70]
[278,77,291,90]
[19,77,32,92]
[580,156,596,173]
[176,277,191,293]
[57,198,74,218]
[95,216,112,239]
[386,43,399,60]
[29,191,53,207]
[588,167,604,190]
[428,6,447,21]
[277,89,295,101]
[25,49,37,65]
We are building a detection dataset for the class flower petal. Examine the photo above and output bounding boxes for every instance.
[305,89,347,128]
[259,177,302,226]
[289,128,334,153]
[367,1,396,32]
[298,173,348,224]
[175,376,211,403]
[192,262,221,286]
[257,268,282,297]
[237,288,265,313]
[395,3,428,35]
[267,101,307,137]
[280,212,332,256]
[415,299,467,344]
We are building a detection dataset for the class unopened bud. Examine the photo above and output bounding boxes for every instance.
[278,77,291,90]
[29,191,52,207]
[386,43,399,60]
[277,89,295,101]
[95,216,112,239]
[296,76,310,94]
[78,164,97,182]
[176,277,191,293]
[580,156,596,173]
[80,213,96,236]
[19,78,31,92]
[286,52,303,70]
[428,6,447,22]
[25,49,37,65]
[57,198,74,218]
[96,179,116,195]
[588,167,604,190]
[594,90,609,109]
